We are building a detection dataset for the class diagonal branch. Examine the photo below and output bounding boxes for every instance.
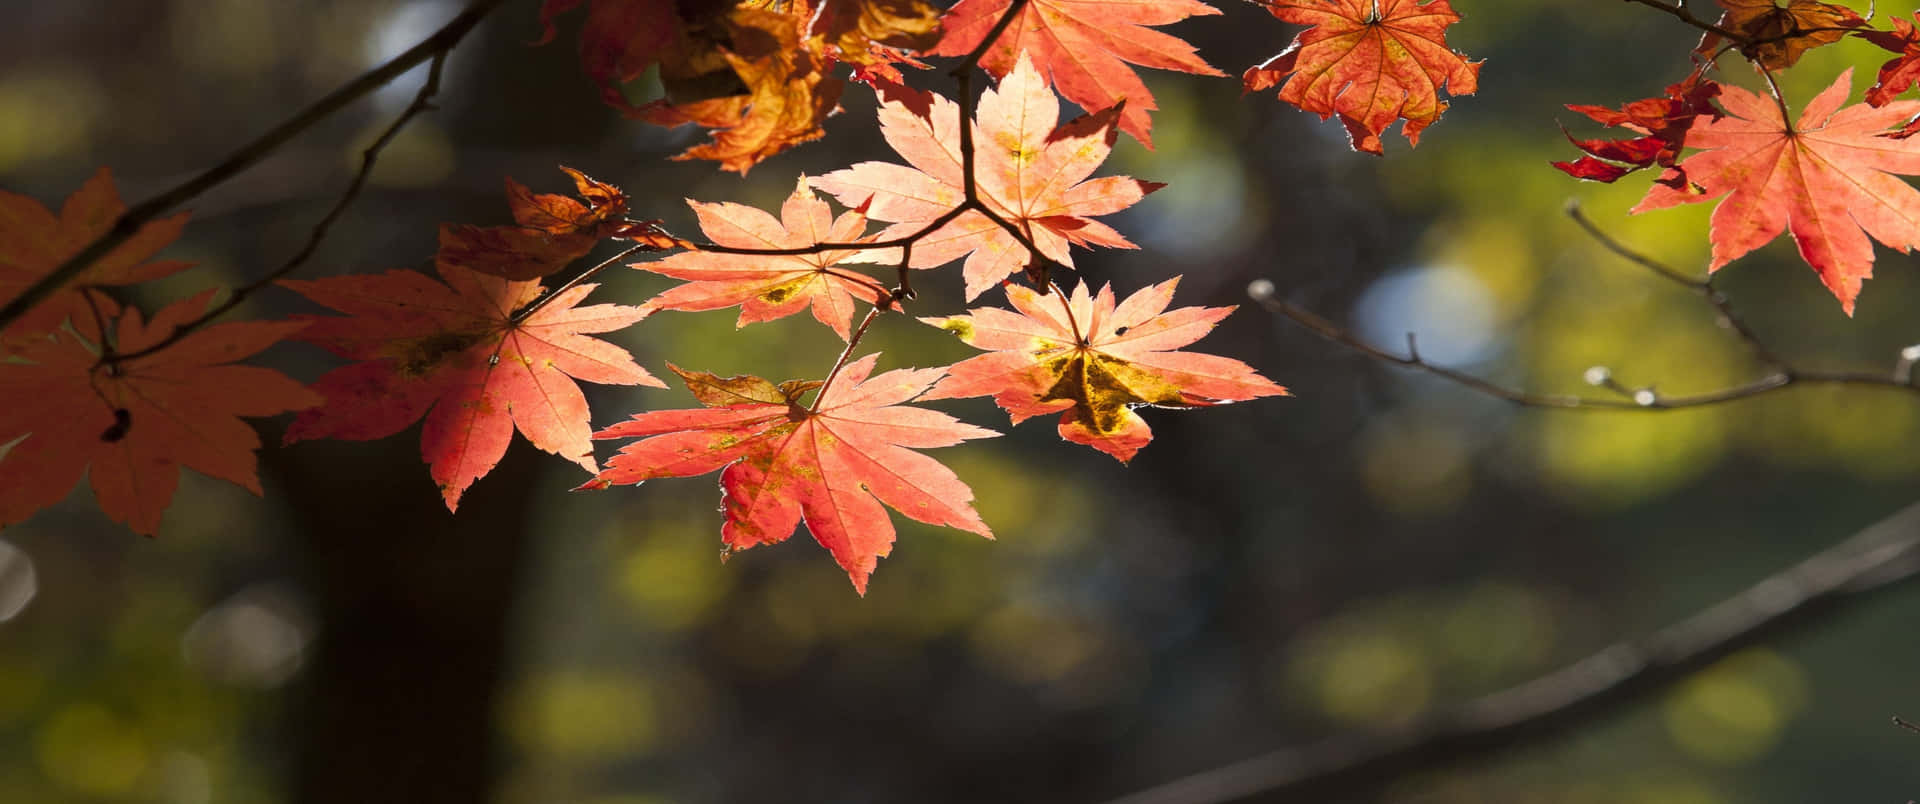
[108,49,460,364]
[1619,0,1751,42]
[0,0,506,334]
[1105,499,1920,804]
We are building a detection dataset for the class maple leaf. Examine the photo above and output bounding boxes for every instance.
[919,278,1287,463]
[1554,73,1723,183]
[1864,13,1920,108]
[585,355,997,594]
[637,12,846,174]
[1696,0,1865,70]
[280,260,662,511]
[1244,0,1481,155]
[0,168,192,349]
[636,177,890,340]
[438,167,658,281]
[811,0,944,79]
[811,56,1162,300]
[0,292,318,536]
[1635,69,1920,315]
[929,0,1225,146]
[542,1,844,172]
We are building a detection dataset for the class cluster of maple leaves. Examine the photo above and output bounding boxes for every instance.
[5,0,1920,592]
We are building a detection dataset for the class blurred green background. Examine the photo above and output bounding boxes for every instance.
[3,0,1920,802]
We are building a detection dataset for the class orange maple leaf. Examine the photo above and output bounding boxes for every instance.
[544,1,852,172]
[586,354,997,594]
[637,10,846,174]
[0,168,191,349]
[1636,69,1920,315]
[635,177,890,340]
[1696,0,1866,70]
[1244,0,1481,155]
[811,55,1162,299]
[810,0,943,78]
[280,261,662,510]
[0,292,318,535]
[930,0,1225,146]
[920,278,1287,463]
[438,167,651,281]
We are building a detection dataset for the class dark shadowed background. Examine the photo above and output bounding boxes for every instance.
[4,1,1920,802]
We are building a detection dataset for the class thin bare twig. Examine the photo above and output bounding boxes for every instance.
[1249,203,1920,411]
[1619,0,1750,42]
[109,50,460,364]
[1564,200,1787,371]
[0,0,506,334]
[1106,499,1920,804]
[510,243,654,326]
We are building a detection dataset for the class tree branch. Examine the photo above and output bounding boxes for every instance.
[109,49,460,364]
[1247,205,1920,411]
[0,0,506,334]
[1106,499,1920,804]
[1618,0,1750,42]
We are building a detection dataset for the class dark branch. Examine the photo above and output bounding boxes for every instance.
[1618,0,1751,42]
[110,49,460,364]
[1247,206,1920,411]
[0,0,506,334]
[1106,499,1920,804]
[1563,201,1788,371]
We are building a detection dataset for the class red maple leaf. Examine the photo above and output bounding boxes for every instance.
[635,177,890,340]
[929,0,1225,145]
[1635,69,1920,315]
[0,292,318,535]
[811,55,1162,299]
[1864,13,1920,109]
[280,261,662,510]
[0,168,192,349]
[585,354,996,594]
[1244,0,1481,155]
[438,167,654,281]
[1554,73,1723,183]
[919,278,1287,462]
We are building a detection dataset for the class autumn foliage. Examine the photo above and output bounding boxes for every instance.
[7,0,1920,591]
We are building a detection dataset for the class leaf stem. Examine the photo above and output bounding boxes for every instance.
[510,243,653,326]
[1047,279,1085,344]
[809,305,889,414]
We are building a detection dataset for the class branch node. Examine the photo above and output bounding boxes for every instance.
[1632,388,1658,407]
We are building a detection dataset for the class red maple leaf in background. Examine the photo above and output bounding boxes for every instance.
[635,177,889,340]
[1554,73,1723,183]
[437,167,656,281]
[587,355,997,594]
[1635,69,1920,315]
[0,168,191,349]
[0,292,317,535]
[281,261,661,510]
[1864,12,1920,109]
[812,56,1162,299]
[920,278,1287,462]
[1245,0,1481,154]
[931,0,1225,145]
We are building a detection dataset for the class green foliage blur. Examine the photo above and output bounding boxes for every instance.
[3,1,1919,802]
